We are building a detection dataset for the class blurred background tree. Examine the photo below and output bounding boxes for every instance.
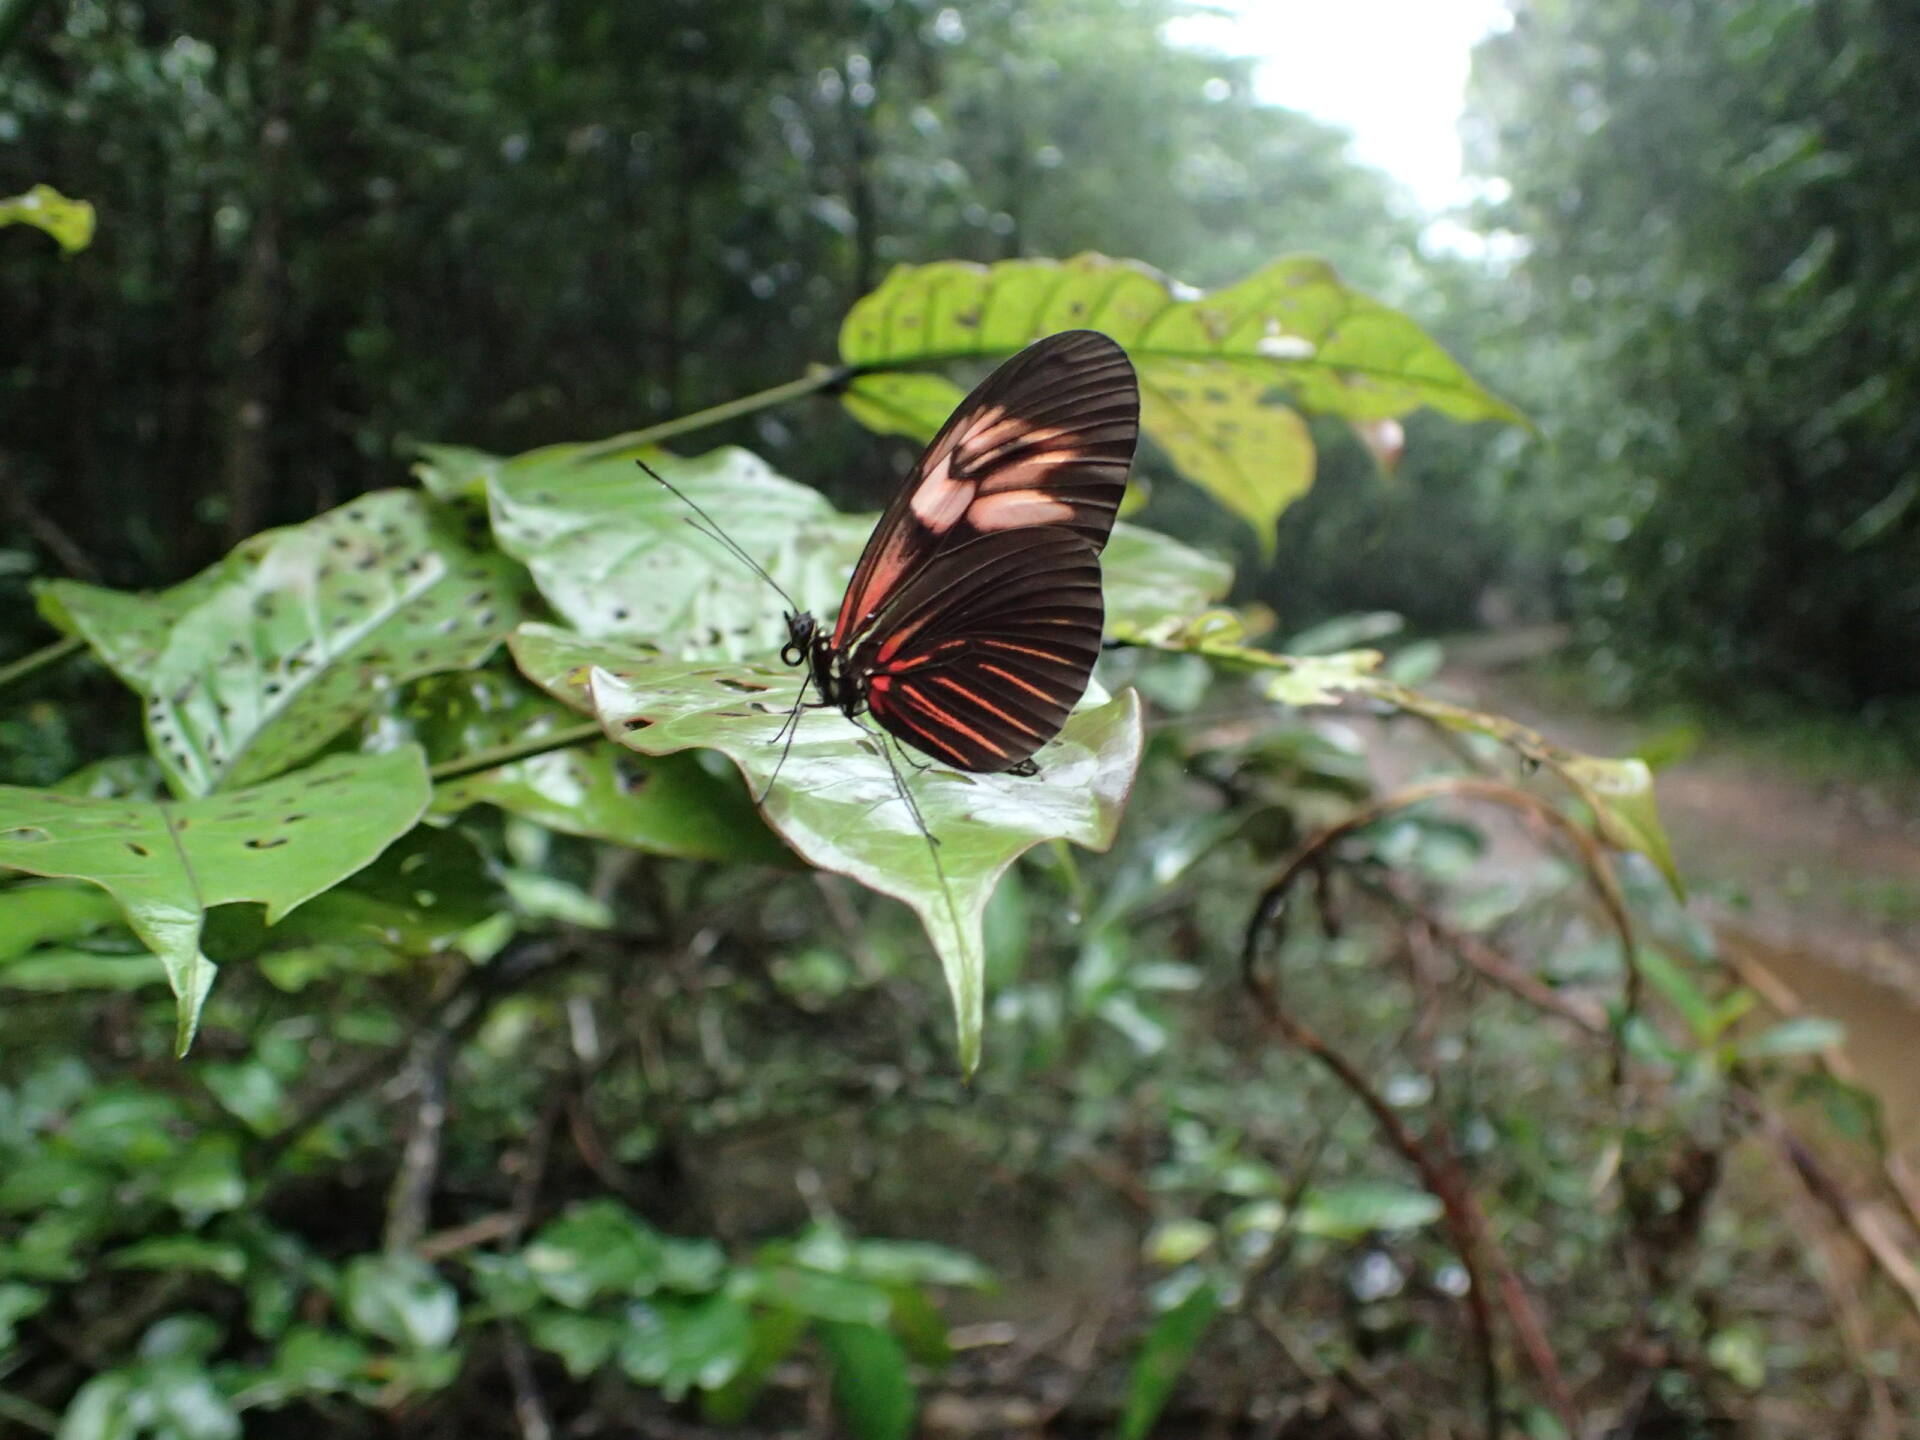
[1465,0,1920,710]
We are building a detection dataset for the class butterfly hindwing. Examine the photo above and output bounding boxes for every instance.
[831,329,1138,651]
[853,527,1104,773]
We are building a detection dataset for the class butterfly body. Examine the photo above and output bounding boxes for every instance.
[785,330,1140,775]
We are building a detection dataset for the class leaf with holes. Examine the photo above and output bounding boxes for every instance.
[509,624,1142,1070]
[389,670,786,864]
[0,184,96,251]
[0,747,431,1051]
[838,253,1522,548]
[480,440,1228,653]
[37,490,525,795]
[485,443,867,655]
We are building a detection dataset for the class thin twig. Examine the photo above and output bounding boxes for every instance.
[2,464,100,580]
[566,364,856,464]
[428,721,605,783]
[0,1387,60,1435]
[1243,776,1640,1077]
[382,1026,454,1253]
[0,634,82,693]
[1759,1106,1920,1336]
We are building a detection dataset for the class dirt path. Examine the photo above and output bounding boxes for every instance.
[1429,632,1920,1152]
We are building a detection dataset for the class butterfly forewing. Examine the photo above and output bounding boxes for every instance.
[831,329,1138,651]
[853,528,1105,773]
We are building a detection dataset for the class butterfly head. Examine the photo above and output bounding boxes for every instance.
[779,610,817,668]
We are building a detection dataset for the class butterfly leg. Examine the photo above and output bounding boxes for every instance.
[755,675,820,805]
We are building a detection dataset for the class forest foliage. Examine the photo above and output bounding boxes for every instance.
[4,2,1919,1438]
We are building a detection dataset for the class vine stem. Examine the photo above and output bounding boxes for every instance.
[427,720,604,783]
[568,363,856,464]
[0,634,82,692]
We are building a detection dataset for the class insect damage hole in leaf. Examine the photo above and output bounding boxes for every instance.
[0,748,432,1052]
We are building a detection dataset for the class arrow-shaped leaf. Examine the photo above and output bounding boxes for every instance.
[509,625,1142,1070]
[0,747,432,1050]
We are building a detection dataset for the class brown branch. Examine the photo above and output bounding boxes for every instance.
[1244,776,1640,1080]
[1720,935,1920,1236]
[1246,984,1509,1438]
[1759,1106,1920,1336]
[382,1027,454,1254]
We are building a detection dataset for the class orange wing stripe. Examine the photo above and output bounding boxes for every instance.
[979,637,1073,664]
[929,674,1044,738]
[977,662,1057,705]
[896,685,1009,759]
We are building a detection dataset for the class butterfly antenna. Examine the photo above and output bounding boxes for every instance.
[635,458,801,612]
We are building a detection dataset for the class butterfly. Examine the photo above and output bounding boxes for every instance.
[779,329,1140,777]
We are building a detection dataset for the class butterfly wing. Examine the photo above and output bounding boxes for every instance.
[831,329,1138,651]
[851,527,1104,772]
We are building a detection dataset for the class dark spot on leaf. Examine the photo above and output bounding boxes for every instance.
[716,677,771,693]
[613,608,629,621]
[347,507,366,521]
[622,717,653,731]
[283,813,307,823]
[332,535,352,551]
[1,827,51,843]
[342,591,367,606]
[126,842,151,857]
[245,836,288,849]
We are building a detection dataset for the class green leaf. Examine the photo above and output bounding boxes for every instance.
[527,1311,623,1378]
[739,1266,892,1326]
[0,949,166,993]
[38,490,525,795]
[1633,948,1719,1044]
[56,1372,136,1440]
[341,1254,459,1351]
[522,1200,668,1307]
[261,1325,373,1397]
[0,1281,48,1350]
[107,1237,247,1282]
[404,670,785,863]
[164,1136,245,1221]
[617,1295,755,1400]
[510,626,1142,1070]
[0,184,95,252]
[0,881,124,959]
[839,253,1521,546]
[1739,1015,1845,1059]
[1115,1278,1219,1440]
[839,372,969,440]
[1297,1182,1444,1240]
[0,748,432,1050]
[699,1307,807,1425]
[409,442,502,501]
[1556,755,1683,897]
[817,1321,915,1440]
[487,443,865,652]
